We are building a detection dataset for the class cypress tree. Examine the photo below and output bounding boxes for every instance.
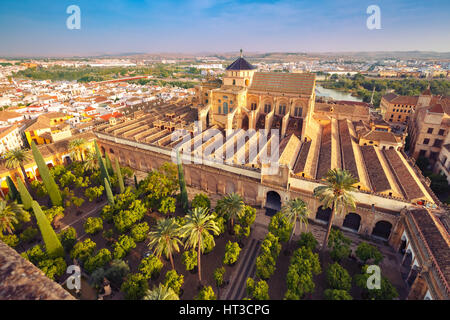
[134,175,138,189]
[17,177,32,210]
[104,178,114,205]
[31,142,62,207]
[115,158,125,194]
[105,152,114,175]
[6,176,20,202]
[94,140,110,187]
[177,150,189,212]
[32,200,64,258]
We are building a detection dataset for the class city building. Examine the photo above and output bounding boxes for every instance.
[0,124,24,156]
[380,92,417,124]
[408,93,450,165]
[24,112,72,145]
[95,55,442,262]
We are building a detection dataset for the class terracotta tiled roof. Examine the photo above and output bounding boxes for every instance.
[316,123,332,179]
[293,140,311,174]
[0,124,18,139]
[338,120,359,179]
[407,208,450,292]
[249,72,315,95]
[0,110,23,121]
[360,146,391,193]
[382,93,398,102]
[389,95,419,106]
[383,149,424,200]
[429,103,444,114]
[362,130,398,143]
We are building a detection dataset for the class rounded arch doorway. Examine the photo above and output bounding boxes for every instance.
[372,220,392,240]
[265,191,281,217]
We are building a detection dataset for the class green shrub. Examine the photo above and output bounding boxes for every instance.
[195,286,216,300]
[255,254,276,280]
[164,270,184,295]
[71,238,96,262]
[105,259,130,286]
[354,265,399,300]
[298,232,318,251]
[324,289,353,300]
[1,234,19,247]
[223,241,241,265]
[84,217,103,235]
[43,206,65,224]
[71,196,85,208]
[255,232,281,280]
[326,262,352,291]
[31,180,47,197]
[268,212,293,243]
[85,186,104,202]
[38,257,67,280]
[90,268,107,289]
[203,233,215,254]
[355,242,383,264]
[130,222,149,242]
[285,247,321,299]
[234,224,250,241]
[113,235,136,259]
[22,244,46,265]
[191,193,211,210]
[182,249,198,271]
[19,226,38,243]
[58,227,77,251]
[212,213,226,235]
[246,277,269,300]
[102,228,114,241]
[159,196,176,215]
[113,200,146,233]
[213,266,225,287]
[328,228,351,262]
[238,205,256,228]
[139,255,163,279]
[84,248,112,274]
[121,273,149,300]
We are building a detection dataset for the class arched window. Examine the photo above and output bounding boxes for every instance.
[294,107,303,117]
[279,104,286,115]
[223,102,228,114]
[232,79,236,85]
[264,104,271,113]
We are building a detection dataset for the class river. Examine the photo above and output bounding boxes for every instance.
[315,85,362,102]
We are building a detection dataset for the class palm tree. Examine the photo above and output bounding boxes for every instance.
[179,207,220,283]
[217,193,244,231]
[144,284,179,300]
[83,149,99,172]
[281,197,310,246]
[313,168,357,252]
[147,218,182,270]
[0,200,26,235]
[4,148,32,186]
[69,138,87,162]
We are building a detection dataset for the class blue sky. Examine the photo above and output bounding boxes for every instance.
[0,0,449,56]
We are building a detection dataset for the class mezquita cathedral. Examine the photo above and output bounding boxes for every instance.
[91,54,449,300]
